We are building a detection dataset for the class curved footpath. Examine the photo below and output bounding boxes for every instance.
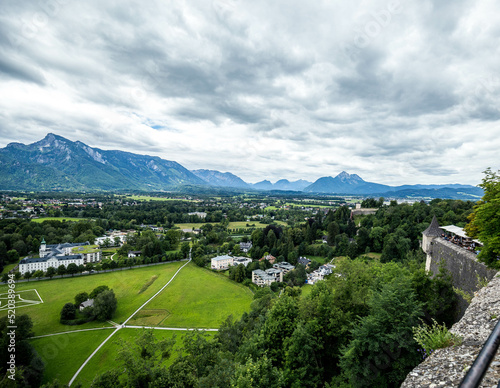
[68,255,198,386]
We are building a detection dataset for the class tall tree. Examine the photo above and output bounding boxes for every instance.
[465,168,500,267]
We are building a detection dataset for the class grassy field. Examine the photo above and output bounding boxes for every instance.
[31,217,89,223]
[129,263,253,328]
[73,328,215,387]
[306,255,329,264]
[176,221,286,230]
[124,195,195,202]
[1,258,21,274]
[31,329,114,386]
[363,252,382,259]
[0,262,184,335]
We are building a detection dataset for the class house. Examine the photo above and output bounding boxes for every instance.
[79,299,94,311]
[306,264,335,285]
[239,242,253,253]
[211,255,234,270]
[188,212,207,219]
[19,238,101,275]
[252,268,284,286]
[273,262,295,274]
[259,254,276,264]
[128,251,142,258]
[233,257,252,267]
[298,257,311,268]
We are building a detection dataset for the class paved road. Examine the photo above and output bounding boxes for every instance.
[68,253,192,386]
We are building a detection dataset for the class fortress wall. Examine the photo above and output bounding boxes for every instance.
[402,273,500,387]
[428,239,497,319]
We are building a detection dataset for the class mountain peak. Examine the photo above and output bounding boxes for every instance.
[335,171,364,182]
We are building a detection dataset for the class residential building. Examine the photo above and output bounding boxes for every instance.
[79,299,94,311]
[211,255,234,270]
[233,257,252,267]
[273,262,295,274]
[259,254,276,264]
[252,268,283,286]
[128,251,142,258]
[239,242,253,253]
[298,257,311,267]
[307,264,335,285]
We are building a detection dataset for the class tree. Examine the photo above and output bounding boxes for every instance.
[33,270,45,280]
[340,279,423,387]
[231,355,284,388]
[180,242,190,258]
[24,271,32,281]
[7,249,19,263]
[327,222,339,246]
[90,285,110,299]
[75,292,90,306]
[0,314,44,387]
[60,302,76,320]
[93,290,117,321]
[57,265,67,277]
[67,263,78,277]
[465,168,500,267]
[46,266,56,279]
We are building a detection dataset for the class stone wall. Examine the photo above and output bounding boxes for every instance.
[427,239,497,319]
[401,273,500,387]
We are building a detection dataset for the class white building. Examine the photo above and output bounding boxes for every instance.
[233,257,252,267]
[252,268,284,286]
[211,255,234,270]
[18,239,101,275]
[307,264,335,285]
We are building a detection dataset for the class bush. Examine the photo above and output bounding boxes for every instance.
[60,303,76,321]
[413,319,463,359]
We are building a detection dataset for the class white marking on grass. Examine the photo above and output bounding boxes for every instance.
[31,327,116,339]
[68,257,192,386]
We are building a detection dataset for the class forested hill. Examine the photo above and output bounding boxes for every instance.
[0,133,205,191]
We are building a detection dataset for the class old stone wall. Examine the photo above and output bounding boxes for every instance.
[428,239,497,319]
[401,273,500,387]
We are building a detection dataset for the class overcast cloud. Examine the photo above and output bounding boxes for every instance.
[1,0,499,185]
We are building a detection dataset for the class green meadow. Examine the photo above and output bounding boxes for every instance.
[129,263,253,328]
[31,217,89,223]
[31,329,114,386]
[0,262,184,335]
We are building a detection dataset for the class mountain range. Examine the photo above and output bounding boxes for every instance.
[0,134,483,199]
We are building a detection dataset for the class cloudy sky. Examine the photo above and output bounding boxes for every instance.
[1,0,499,185]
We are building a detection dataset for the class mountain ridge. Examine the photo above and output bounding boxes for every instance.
[0,134,482,199]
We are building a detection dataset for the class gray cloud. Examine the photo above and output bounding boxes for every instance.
[0,0,499,185]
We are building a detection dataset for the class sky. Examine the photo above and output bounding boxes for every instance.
[1,0,499,186]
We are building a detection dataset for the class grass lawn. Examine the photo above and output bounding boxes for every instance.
[125,195,195,202]
[31,217,89,223]
[129,263,253,328]
[175,222,212,230]
[301,284,314,297]
[306,255,329,264]
[71,245,101,254]
[31,329,113,386]
[363,252,382,259]
[1,259,21,274]
[175,221,287,231]
[0,262,184,336]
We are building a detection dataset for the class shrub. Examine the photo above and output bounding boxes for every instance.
[413,319,462,359]
[60,303,76,321]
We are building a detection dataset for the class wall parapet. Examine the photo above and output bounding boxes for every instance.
[428,238,497,319]
[402,273,500,387]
